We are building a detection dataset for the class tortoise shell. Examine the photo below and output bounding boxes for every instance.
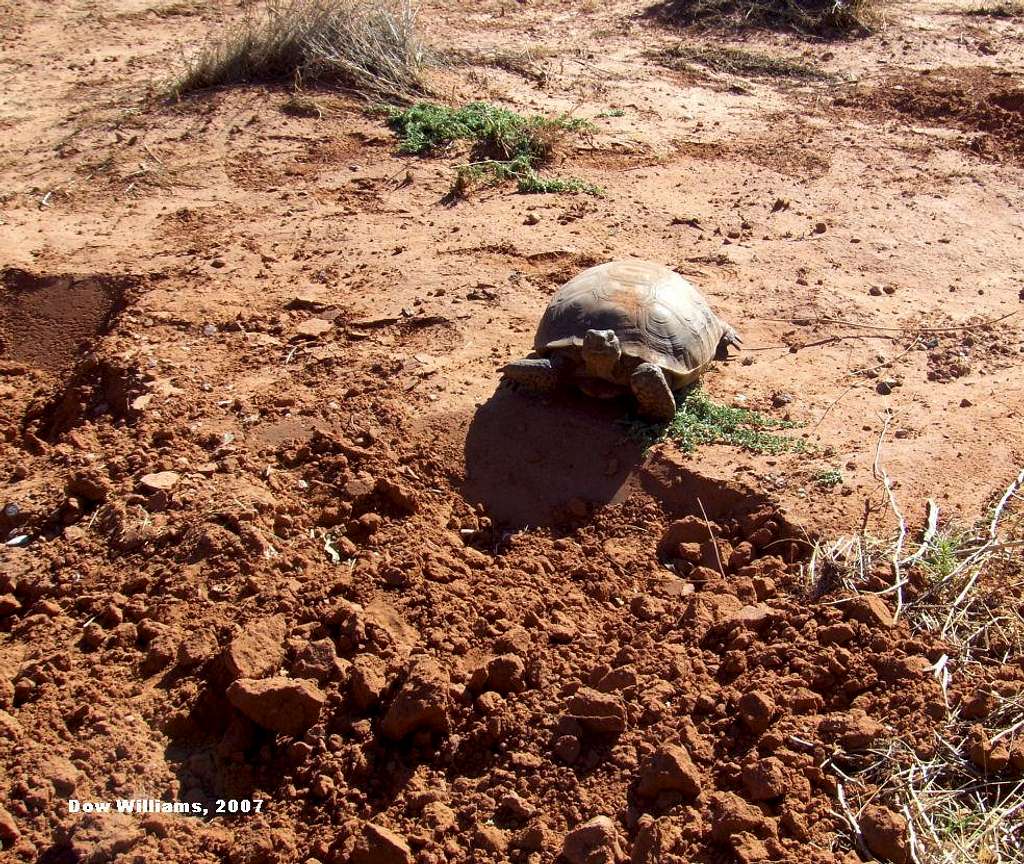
[534,260,734,385]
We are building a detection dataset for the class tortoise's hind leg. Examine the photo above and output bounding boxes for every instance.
[630,363,676,422]
[502,358,562,394]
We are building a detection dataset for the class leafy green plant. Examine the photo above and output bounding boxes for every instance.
[815,468,843,488]
[383,101,601,197]
[628,387,804,454]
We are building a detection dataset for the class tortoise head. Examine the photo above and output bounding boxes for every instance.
[715,325,742,361]
[581,329,622,380]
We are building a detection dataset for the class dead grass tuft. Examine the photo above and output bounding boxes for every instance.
[644,0,881,37]
[652,44,829,80]
[167,0,428,103]
[810,465,1024,863]
[963,1,1024,17]
[450,47,555,85]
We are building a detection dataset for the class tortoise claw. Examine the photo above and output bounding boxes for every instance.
[502,358,561,394]
[630,363,676,422]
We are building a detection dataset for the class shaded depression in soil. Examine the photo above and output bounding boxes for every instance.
[462,387,645,529]
[0,269,126,373]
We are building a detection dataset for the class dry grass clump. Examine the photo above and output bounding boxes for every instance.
[809,466,1024,863]
[450,47,555,84]
[644,0,881,37]
[652,44,829,80]
[963,1,1024,17]
[167,0,428,102]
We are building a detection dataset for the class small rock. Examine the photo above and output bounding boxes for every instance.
[636,744,701,799]
[351,655,389,710]
[869,285,883,296]
[742,757,787,801]
[524,213,540,225]
[844,595,894,629]
[738,690,775,734]
[561,816,625,864]
[860,805,910,864]
[709,792,773,842]
[658,516,709,557]
[967,724,1010,773]
[40,754,80,795]
[292,638,340,683]
[226,677,325,736]
[0,595,21,617]
[380,657,450,740]
[484,654,526,694]
[66,471,110,504]
[549,623,576,644]
[223,615,288,681]
[177,630,219,669]
[554,734,582,764]
[350,822,413,864]
[566,687,627,734]
[474,823,508,854]
[813,222,827,234]
[138,471,180,494]
[294,318,333,339]
[876,379,896,396]
[0,803,18,843]
[818,623,856,646]
[498,792,536,821]
[960,398,973,408]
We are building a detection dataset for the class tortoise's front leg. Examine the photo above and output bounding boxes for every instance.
[502,357,562,393]
[630,363,676,422]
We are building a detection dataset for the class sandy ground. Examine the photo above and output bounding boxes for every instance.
[1,0,1023,861]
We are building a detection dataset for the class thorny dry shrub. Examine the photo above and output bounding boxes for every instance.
[644,0,881,37]
[809,466,1024,863]
[167,0,428,103]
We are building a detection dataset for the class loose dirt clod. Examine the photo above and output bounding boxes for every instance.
[225,676,326,735]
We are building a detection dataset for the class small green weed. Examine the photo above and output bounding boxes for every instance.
[384,101,590,157]
[383,101,600,198]
[628,387,804,454]
[814,467,843,488]
[653,45,828,80]
[921,529,968,581]
[516,173,604,195]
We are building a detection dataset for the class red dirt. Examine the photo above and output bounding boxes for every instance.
[1,0,1024,862]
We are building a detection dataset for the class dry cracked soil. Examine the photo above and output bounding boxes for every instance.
[1,0,1024,862]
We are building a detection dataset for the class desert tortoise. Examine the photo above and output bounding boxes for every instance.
[503,260,740,421]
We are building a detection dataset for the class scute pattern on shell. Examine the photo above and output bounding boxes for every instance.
[534,260,730,383]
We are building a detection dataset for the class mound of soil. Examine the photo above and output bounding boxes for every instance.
[838,68,1024,164]
[0,352,988,863]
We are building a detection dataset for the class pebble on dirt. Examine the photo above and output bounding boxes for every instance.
[565,687,628,734]
[380,657,450,740]
[349,821,413,864]
[225,677,326,736]
[636,743,702,799]
[860,805,911,864]
[561,815,625,864]
[138,471,181,494]
[222,615,288,681]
